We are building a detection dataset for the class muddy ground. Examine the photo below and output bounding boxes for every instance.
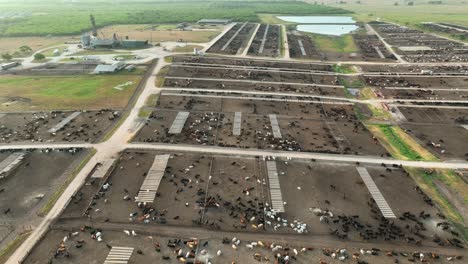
[288,33,321,60]
[207,23,256,55]
[0,110,119,143]
[154,94,349,118]
[376,88,468,101]
[247,24,280,57]
[163,77,346,97]
[25,228,465,264]
[135,95,385,155]
[359,64,468,74]
[364,75,468,89]
[0,148,87,251]
[33,151,464,256]
[166,65,340,85]
[171,55,335,71]
[398,107,468,124]
[370,21,468,63]
[401,124,468,160]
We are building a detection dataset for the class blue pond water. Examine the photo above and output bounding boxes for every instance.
[278,16,358,36]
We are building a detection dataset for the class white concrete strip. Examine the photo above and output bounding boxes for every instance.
[136,154,170,203]
[90,159,116,179]
[461,125,468,131]
[128,143,468,169]
[356,167,396,218]
[221,22,248,51]
[160,87,354,103]
[269,114,282,138]
[0,143,92,150]
[233,112,242,136]
[203,23,237,52]
[389,105,407,122]
[0,152,25,178]
[259,24,270,54]
[266,161,285,213]
[243,23,260,56]
[374,46,385,59]
[104,246,134,264]
[48,111,81,133]
[281,25,290,59]
[298,39,306,56]
[168,111,190,134]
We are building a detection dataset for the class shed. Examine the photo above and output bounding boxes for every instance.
[197,19,231,25]
[93,61,125,74]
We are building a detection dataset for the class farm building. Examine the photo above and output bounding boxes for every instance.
[93,61,125,74]
[197,19,231,25]
[0,61,20,71]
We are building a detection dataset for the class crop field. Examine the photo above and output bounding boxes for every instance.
[0,74,142,111]
[0,1,349,37]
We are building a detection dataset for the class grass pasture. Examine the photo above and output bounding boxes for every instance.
[0,74,142,111]
[310,33,358,53]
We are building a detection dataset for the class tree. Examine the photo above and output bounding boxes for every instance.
[34,53,45,61]
[394,2,399,5]
[1,53,12,61]
[19,45,32,54]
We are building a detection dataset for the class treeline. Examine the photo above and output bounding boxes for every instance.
[0,1,350,37]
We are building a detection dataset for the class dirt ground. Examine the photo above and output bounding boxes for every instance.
[247,24,281,57]
[171,55,335,71]
[401,124,468,160]
[370,22,468,63]
[135,104,385,156]
[377,87,468,101]
[0,149,85,222]
[0,36,77,56]
[23,150,466,263]
[0,110,119,144]
[166,65,340,85]
[365,75,468,89]
[99,24,221,43]
[359,64,468,74]
[398,107,468,125]
[207,23,257,55]
[24,228,466,264]
[163,78,346,97]
[154,94,347,118]
[275,160,456,246]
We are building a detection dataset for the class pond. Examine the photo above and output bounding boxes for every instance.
[277,16,356,24]
[296,24,359,36]
[277,15,358,36]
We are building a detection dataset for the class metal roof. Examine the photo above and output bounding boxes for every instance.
[198,19,231,24]
[93,62,124,73]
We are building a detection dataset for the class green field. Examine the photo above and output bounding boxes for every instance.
[326,1,468,27]
[0,74,142,110]
[309,34,358,53]
[0,1,349,37]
